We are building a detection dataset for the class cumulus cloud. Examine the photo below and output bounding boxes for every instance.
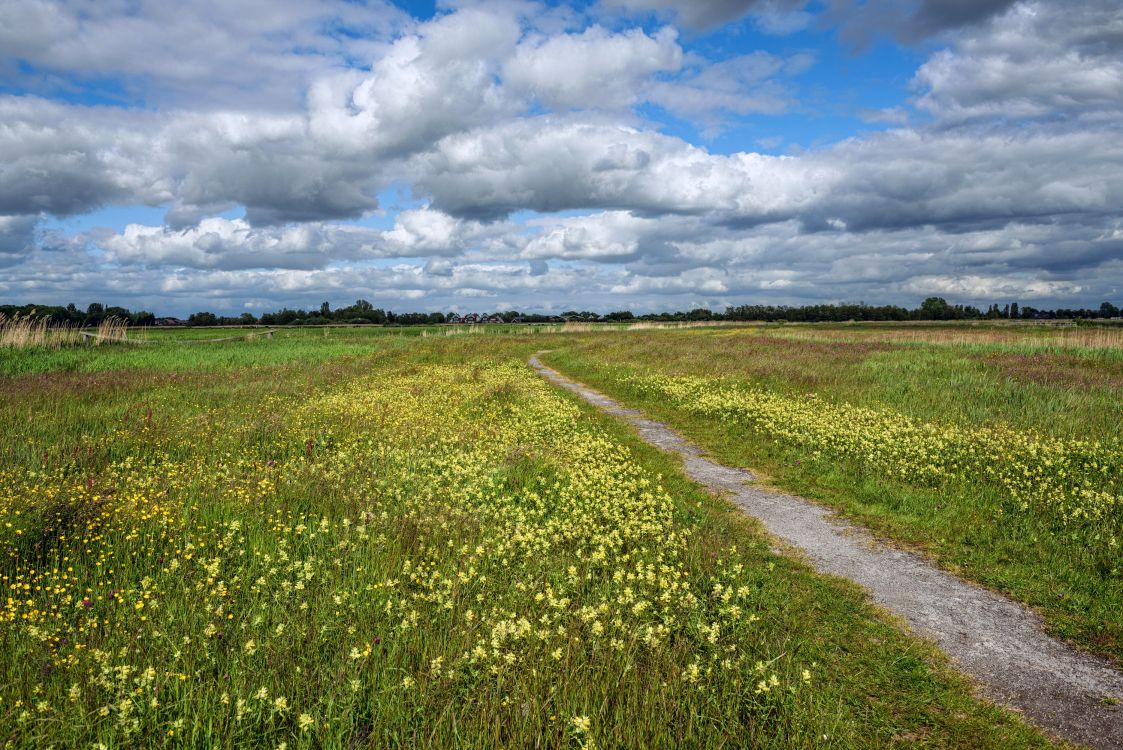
[381,207,519,256]
[505,26,682,110]
[0,98,165,217]
[913,1,1123,124]
[94,209,529,270]
[308,8,522,158]
[414,116,829,220]
[808,126,1123,232]
[522,211,665,261]
[3,5,804,227]
[0,0,408,110]
[827,0,1020,48]
[901,275,1083,300]
[2,0,1122,313]
[100,218,391,270]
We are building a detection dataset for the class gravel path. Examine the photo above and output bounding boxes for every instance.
[529,355,1123,750]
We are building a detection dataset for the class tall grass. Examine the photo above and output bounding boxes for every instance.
[0,314,81,348]
[763,321,1123,354]
[626,320,734,330]
[0,315,130,349]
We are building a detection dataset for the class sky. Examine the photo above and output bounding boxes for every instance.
[0,0,1121,316]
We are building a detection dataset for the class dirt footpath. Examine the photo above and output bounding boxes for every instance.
[530,355,1123,750]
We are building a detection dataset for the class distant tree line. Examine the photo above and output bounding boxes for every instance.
[723,298,1123,322]
[3,297,1121,327]
[0,302,157,326]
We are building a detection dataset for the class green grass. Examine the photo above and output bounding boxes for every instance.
[0,324,581,377]
[0,333,1052,747]
[542,325,1123,664]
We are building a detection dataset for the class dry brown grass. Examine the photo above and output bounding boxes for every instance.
[762,322,1123,351]
[625,320,736,330]
[0,314,130,348]
[412,320,739,337]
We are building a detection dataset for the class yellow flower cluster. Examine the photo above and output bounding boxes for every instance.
[624,374,1120,547]
[1,360,804,746]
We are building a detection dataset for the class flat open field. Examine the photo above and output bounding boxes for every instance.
[1,323,1117,747]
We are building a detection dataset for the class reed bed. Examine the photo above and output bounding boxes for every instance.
[0,315,130,348]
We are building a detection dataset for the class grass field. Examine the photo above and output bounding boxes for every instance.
[0,325,1099,747]
[544,323,1123,665]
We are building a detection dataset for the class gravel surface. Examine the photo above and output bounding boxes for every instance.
[530,355,1123,750]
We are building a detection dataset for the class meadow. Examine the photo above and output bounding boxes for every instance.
[0,325,1064,747]
[544,322,1123,665]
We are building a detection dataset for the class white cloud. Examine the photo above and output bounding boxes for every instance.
[0,98,166,217]
[309,8,522,157]
[901,275,1083,300]
[523,211,655,260]
[505,26,682,110]
[913,1,1123,123]
[2,1,1123,314]
[0,0,409,110]
[414,116,830,219]
[100,218,392,270]
[381,207,517,256]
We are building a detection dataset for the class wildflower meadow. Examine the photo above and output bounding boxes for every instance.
[0,329,1060,747]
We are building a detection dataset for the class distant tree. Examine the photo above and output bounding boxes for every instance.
[239,312,258,325]
[188,311,218,326]
[1101,301,1119,318]
[320,301,331,318]
[1010,302,1019,319]
[918,297,953,320]
[85,302,105,324]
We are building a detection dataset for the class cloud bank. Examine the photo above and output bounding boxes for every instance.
[0,0,1120,314]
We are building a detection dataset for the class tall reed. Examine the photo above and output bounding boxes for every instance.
[0,314,129,348]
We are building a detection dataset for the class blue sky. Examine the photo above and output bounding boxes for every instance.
[1,0,1120,315]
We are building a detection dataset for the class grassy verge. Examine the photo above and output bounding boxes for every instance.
[543,329,1123,664]
[0,334,1052,747]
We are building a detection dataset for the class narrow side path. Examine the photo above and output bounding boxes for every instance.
[529,355,1123,750]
